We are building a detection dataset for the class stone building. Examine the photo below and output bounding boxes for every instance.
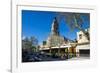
[40,17,90,58]
[46,17,69,47]
[40,17,71,57]
[76,29,90,57]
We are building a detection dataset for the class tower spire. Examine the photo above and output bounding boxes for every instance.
[51,17,59,36]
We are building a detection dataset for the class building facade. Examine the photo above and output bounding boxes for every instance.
[40,17,90,58]
[76,29,90,57]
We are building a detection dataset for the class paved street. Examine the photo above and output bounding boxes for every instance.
[22,50,90,62]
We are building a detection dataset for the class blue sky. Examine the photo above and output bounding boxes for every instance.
[22,10,90,44]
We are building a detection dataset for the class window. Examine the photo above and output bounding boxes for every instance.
[79,34,82,39]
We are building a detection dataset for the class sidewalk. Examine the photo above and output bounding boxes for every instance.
[68,57,90,61]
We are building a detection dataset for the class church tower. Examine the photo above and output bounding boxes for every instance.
[45,17,66,47]
[51,17,59,36]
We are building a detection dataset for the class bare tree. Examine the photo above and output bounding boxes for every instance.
[56,12,90,41]
[22,36,38,52]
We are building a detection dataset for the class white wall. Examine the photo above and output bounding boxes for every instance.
[0,0,100,73]
[77,31,89,43]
